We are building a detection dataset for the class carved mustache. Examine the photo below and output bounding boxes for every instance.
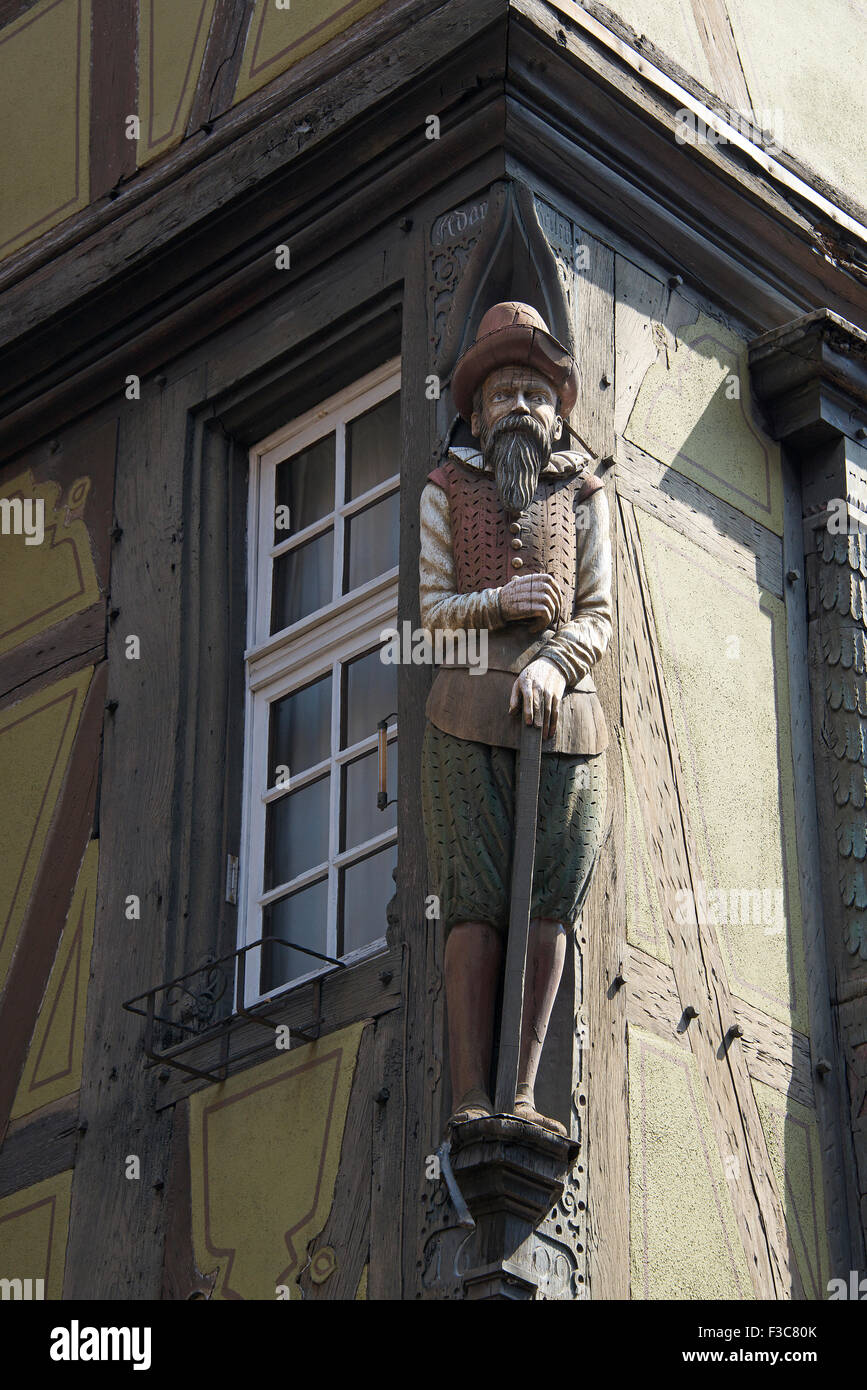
[489,412,547,444]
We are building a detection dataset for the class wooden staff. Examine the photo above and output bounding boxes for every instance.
[494,718,543,1114]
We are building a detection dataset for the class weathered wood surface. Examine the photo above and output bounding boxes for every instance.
[779,447,853,1272]
[618,494,797,1298]
[160,1100,217,1301]
[0,601,104,709]
[573,229,614,462]
[0,662,106,1147]
[64,372,206,1298]
[186,0,256,137]
[577,232,630,1297]
[688,0,754,115]
[156,947,402,1111]
[89,0,137,202]
[0,1095,79,1200]
[613,436,783,598]
[624,943,815,1109]
[299,1023,374,1300]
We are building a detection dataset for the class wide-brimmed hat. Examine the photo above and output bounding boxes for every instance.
[451,301,578,422]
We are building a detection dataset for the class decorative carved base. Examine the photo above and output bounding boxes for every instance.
[448,1114,580,1299]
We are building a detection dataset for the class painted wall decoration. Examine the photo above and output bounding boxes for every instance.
[0,469,99,656]
[0,0,91,260]
[0,667,93,998]
[0,1169,73,1300]
[189,1021,367,1299]
[233,0,387,105]
[10,840,98,1121]
[137,0,217,165]
[752,1078,831,1301]
[625,313,784,536]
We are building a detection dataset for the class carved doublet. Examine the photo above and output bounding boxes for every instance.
[427,458,590,617]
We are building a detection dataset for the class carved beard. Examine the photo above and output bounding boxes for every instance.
[480,412,557,514]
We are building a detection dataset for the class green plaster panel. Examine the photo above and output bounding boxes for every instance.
[623,743,670,963]
[752,1078,830,1300]
[628,1025,753,1299]
[726,0,867,213]
[625,312,784,535]
[602,0,714,87]
[635,508,808,1033]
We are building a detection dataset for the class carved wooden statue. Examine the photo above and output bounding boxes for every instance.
[419,301,612,1135]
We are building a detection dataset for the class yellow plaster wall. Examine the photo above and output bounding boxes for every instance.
[189,1020,366,1299]
[623,744,670,964]
[635,508,807,1033]
[0,470,100,656]
[628,1024,753,1298]
[724,0,867,212]
[233,0,387,104]
[0,0,91,260]
[0,1169,73,1299]
[137,0,217,165]
[752,1078,830,1300]
[0,667,93,999]
[601,0,714,86]
[11,840,98,1121]
[625,312,784,535]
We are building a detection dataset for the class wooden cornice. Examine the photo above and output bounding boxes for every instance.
[749,310,867,448]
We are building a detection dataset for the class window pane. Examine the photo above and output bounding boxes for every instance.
[265,776,330,888]
[342,742,397,851]
[262,879,329,991]
[269,674,331,783]
[274,434,335,540]
[346,393,400,500]
[271,528,333,632]
[343,490,399,594]
[342,647,397,749]
[340,844,397,956]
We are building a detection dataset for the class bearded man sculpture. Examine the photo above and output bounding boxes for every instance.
[419,302,611,1136]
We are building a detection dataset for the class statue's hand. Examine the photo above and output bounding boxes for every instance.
[499,573,563,629]
[509,659,567,739]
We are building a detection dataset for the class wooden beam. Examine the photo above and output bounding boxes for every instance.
[89,0,138,203]
[0,1095,79,1199]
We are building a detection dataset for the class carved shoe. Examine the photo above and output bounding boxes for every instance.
[448,1086,494,1126]
[513,1085,568,1138]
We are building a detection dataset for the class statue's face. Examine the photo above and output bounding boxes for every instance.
[470,367,561,442]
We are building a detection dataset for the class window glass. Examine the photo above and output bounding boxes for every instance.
[342,743,397,851]
[342,647,397,749]
[340,844,398,955]
[265,776,330,888]
[271,528,333,631]
[346,394,400,500]
[269,674,331,782]
[343,489,399,593]
[274,434,335,540]
[263,879,329,990]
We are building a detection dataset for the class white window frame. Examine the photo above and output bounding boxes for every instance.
[239,358,401,1006]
